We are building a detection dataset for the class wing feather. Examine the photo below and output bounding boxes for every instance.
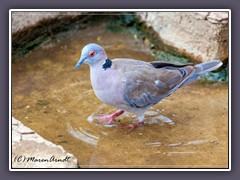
[114,60,195,108]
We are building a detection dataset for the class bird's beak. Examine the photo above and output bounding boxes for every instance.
[74,57,86,70]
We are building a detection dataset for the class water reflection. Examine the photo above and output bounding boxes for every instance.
[147,115,175,125]
[145,142,162,147]
[66,109,222,168]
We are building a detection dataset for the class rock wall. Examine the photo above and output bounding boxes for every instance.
[12,11,229,63]
[137,12,229,63]
[11,11,86,61]
[11,11,83,33]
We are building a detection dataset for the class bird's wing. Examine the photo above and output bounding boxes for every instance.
[114,60,195,108]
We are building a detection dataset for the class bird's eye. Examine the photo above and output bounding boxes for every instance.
[89,51,96,57]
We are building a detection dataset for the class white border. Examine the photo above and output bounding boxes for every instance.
[228,9,231,172]
[9,9,231,171]
[10,9,230,11]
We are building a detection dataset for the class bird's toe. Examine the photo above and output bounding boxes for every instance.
[121,121,144,131]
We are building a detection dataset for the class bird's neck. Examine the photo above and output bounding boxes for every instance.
[90,58,112,71]
[89,58,115,93]
[102,58,112,70]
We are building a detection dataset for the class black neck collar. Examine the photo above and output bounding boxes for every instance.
[102,58,112,70]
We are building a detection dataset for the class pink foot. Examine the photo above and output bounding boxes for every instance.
[121,121,144,131]
[95,110,124,124]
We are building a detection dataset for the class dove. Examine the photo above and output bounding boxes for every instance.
[75,43,223,130]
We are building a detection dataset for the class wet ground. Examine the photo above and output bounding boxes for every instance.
[12,21,228,168]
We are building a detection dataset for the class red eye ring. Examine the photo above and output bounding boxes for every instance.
[89,51,96,57]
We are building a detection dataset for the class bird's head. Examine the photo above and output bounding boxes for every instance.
[75,43,108,70]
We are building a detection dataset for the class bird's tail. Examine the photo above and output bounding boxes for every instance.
[180,60,223,87]
[194,60,223,75]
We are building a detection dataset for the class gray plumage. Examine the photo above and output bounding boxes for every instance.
[75,43,223,128]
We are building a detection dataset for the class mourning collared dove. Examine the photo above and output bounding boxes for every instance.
[75,43,223,130]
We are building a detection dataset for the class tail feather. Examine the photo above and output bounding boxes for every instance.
[194,60,223,75]
[179,60,223,87]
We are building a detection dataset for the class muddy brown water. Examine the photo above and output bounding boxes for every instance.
[12,23,228,168]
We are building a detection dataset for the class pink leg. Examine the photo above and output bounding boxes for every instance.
[95,110,124,124]
[121,120,144,131]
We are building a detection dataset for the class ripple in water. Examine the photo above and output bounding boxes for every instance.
[147,115,175,125]
[67,123,99,147]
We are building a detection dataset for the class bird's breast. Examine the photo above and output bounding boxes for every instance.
[90,67,124,106]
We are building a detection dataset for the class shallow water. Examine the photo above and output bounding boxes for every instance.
[12,22,228,168]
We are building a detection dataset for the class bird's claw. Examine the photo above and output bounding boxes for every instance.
[94,110,124,125]
[121,121,143,131]
[94,115,119,125]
